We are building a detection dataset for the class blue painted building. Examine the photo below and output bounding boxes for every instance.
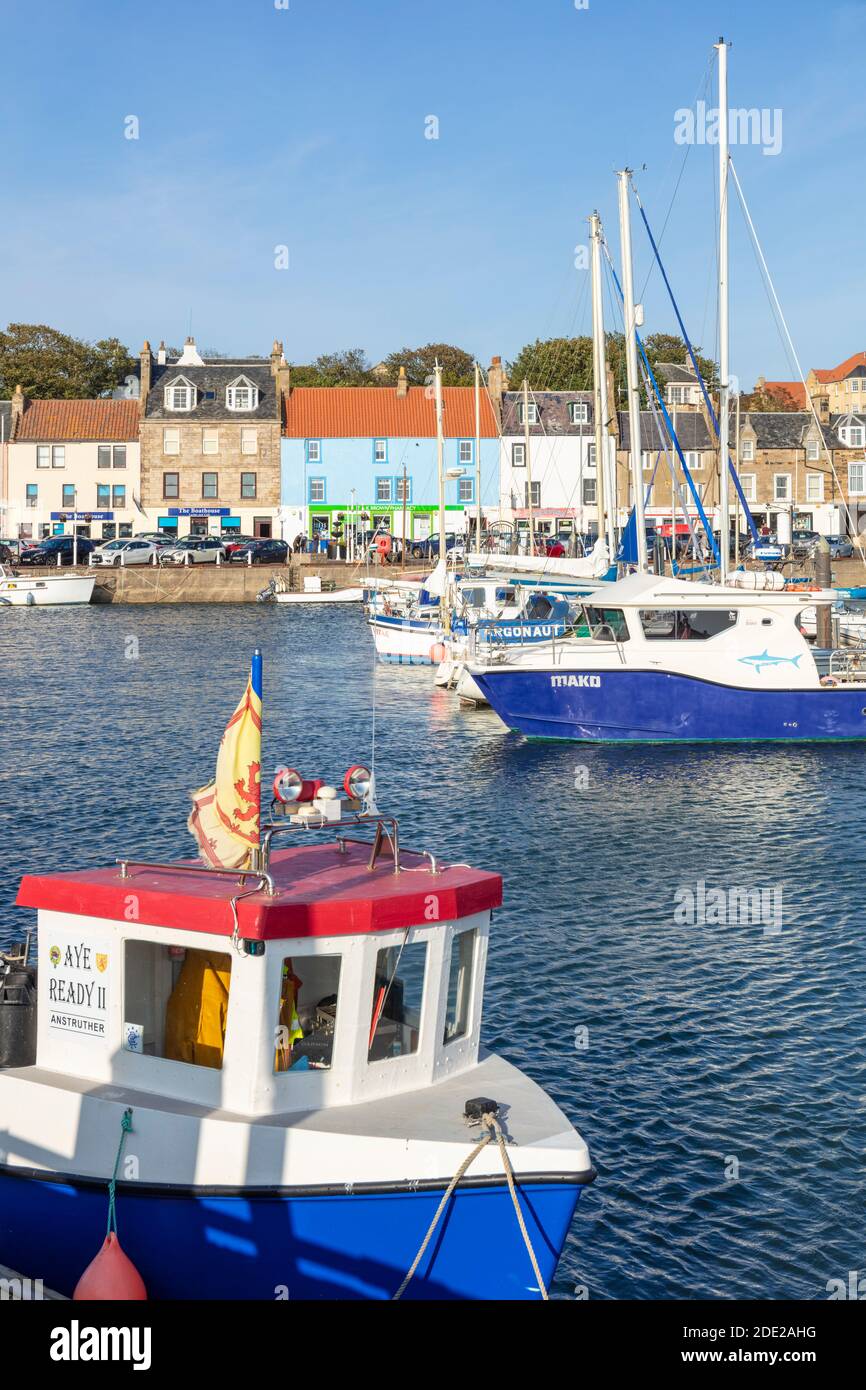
[281,374,500,544]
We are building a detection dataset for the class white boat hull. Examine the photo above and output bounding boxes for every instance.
[0,572,96,607]
[275,587,364,604]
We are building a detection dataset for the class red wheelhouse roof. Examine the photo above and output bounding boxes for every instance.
[16,842,502,940]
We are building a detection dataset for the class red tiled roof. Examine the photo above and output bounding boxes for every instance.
[283,386,499,438]
[762,380,807,408]
[812,351,866,384]
[16,399,140,441]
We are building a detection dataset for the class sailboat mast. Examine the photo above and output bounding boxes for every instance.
[590,211,613,555]
[523,377,535,553]
[474,361,482,548]
[616,169,648,571]
[434,361,446,558]
[716,36,731,580]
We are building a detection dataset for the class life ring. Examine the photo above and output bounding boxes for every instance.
[820,675,838,687]
[376,535,391,557]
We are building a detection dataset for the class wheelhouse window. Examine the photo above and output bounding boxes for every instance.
[123,941,232,1070]
[639,608,738,640]
[443,928,476,1045]
[583,605,629,641]
[274,955,341,1072]
[369,941,427,1061]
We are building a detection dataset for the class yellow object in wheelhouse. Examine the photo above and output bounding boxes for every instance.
[164,950,232,1070]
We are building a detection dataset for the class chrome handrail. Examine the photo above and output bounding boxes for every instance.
[262,812,401,875]
[116,858,276,896]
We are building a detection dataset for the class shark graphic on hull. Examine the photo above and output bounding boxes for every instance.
[737,651,804,676]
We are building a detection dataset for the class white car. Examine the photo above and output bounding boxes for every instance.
[91,538,162,567]
[160,537,227,565]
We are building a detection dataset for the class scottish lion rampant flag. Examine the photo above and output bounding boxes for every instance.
[188,651,263,869]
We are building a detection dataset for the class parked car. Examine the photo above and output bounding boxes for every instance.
[221,533,256,557]
[827,535,855,560]
[18,535,97,566]
[407,532,463,561]
[229,537,289,565]
[160,537,227,565]
[91,538,162,567]
[134,532,176,548]
[791,529,820,557]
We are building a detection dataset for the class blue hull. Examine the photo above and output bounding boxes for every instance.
[0,1170,583,1300]
[474,667,866,743]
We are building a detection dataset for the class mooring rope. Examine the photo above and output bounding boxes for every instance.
[106,1108,134,1238]
[392,1110,550,1301]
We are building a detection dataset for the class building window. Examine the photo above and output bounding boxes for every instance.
[684,451,703,471]
[36,446,50,469]
[642,450,656,472]
[373,439,387,464]
[113,444,126,469]
[517,401,538,425]
[443,928,476,1045]
[740,474,756,502]
[587,442,596,466]
[62,484,75,507]
[51,445,65,469]
[375,476,392,502]
[774,474,791,502]
[98,445,111,469]
[122,941,232,1069]
[368,941,427,1062]
[582,477,597,505]
[668,385,687,405]
[853,380,861,393]
[395,475,412,503]
[525,481,541,507]
[806,473,824,502]
[25,483,38,507]
[202,429,219,455]
[511,442,526,468]
[241,428,258,456]
[163,472,180,499]
[241,472,257,499]
[112,485,126,508]
[164,382,195,411]
[741,440,755,461]
[458,440,473,465]
[569,401,589,424]
[163,427,180,455]
[309,477,326,503]
[226,381,258,411]
[202,472,219,499]
[97,484,110,508]
[458,478,474,503]
[806,439,820,461]
[849,463,865,496]
[307,440,321,463]
[274,955,342,1073]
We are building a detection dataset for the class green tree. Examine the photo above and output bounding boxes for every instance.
[641,332,716,390]
[380,343,475,386]
[0,323,135,398]
[312,348,374,385]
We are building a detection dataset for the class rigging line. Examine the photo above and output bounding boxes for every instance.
[728,156,866,562]
[629,176,759,542]
[637,52,714,304]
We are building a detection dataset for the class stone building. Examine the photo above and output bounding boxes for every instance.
[138,337,286,539]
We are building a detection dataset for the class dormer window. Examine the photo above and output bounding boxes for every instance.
[164,377,196,412]
[226,377,259,411]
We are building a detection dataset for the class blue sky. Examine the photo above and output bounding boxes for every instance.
[1,0,863,387]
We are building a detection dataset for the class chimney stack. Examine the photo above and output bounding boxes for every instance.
[396,365,409,398]
[177,337,203,367]
[486,356,508,424]
[139,342,152,417]
[10,384,25,435]
[270,339,284,377]
[157,340,167,366]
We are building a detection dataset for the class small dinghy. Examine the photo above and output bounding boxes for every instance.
[0,651,594,1299]
[259,574,363,604]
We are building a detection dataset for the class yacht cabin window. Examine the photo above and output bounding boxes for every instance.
[443,928,476,1045]
[368,941,427,1062]
[582,606,630,641]
[123,941,232,1070]
[274,955,341,1073]
[639,608,738,640]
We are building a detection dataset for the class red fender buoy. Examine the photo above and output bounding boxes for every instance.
[73,1232,147,1301]
[430,643,447,664]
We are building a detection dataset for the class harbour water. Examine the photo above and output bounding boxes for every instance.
[2,603,864,1300]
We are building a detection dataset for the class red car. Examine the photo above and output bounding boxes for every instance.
[221,534,256,557]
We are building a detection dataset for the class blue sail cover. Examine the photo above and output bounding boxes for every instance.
[616,510,639,565]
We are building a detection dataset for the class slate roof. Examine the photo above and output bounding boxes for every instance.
[617,410,713,452]
[654,361,700,385]
[283,386,499,439]
[15,398,140,441]
[499,390,595,437]
[143,362,277,422]
[741,411,837,450]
